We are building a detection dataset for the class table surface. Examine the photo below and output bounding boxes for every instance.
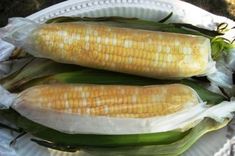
[0,0,235,27]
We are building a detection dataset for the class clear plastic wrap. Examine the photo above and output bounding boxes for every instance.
[226,49,235,71]
[0,117,50,156]
[207,48,235,91]
[0,40,15,78]
[12,100,235,135]
[0,18,39,55]
[0,84,235,135]
[0,40,15,62]
[0,18,216,79]
[0,86,16,109]
[0,118,21,156]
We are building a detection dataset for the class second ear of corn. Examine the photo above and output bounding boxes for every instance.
[28,22,211,78]
[15,84,199,118]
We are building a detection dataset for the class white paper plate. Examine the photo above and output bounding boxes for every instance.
[1,0,235,155]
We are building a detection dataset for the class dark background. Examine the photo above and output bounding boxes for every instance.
[0,0,235,26]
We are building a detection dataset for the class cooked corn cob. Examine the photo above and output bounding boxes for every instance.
[15,84,199,118]
[28,22,211,78]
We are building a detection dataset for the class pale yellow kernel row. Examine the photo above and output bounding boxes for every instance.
[18,84,199,118]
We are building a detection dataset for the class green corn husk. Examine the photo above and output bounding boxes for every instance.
[0,57,33,79]
[1,39,227,103]
[211,37,235,60]
[0,109,229,155]
[0,58,80,91]
[5,70,226,105]
[9,59,224,104]
[0,109,188,147]
[0,57,226,104]
[79,118,229,156]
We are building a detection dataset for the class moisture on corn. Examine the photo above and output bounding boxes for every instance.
[30,22,211,78]
[15,84,199,118]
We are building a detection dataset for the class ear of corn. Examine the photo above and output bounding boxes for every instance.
[31,22,211,78]
[16,84,199,118]
[1,17,233,80]
[41,16,235,62]
[10,82,235,136]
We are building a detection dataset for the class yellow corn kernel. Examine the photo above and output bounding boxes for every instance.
[33,23,211,78]
[16,84,199,118]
